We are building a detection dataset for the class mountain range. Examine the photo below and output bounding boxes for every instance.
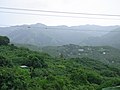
[83,27,120,49]
[0,23,120,49]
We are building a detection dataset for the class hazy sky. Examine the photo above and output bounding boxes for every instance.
[0,0,120,26]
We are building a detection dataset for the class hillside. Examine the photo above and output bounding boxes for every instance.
[0,44,120,90]
[83,28,120,49]
[41,44,120,67]
[16,43,120,67]
[0,36,120,89]
[101,27,120,49]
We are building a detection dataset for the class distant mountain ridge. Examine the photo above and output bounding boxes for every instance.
[0,23,120,48]
[83,27,120,49]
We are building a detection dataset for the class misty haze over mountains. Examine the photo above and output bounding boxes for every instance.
[0,23,120,49]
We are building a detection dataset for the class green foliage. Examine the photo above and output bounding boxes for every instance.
[98,78,120,90]
[0,67,29,90]
[25,54,47,69]
[0,44,120,90]
[70,68,88,85]
[86,71,102,85]
[0,55,13,67]
[42,44,120,67]
[0,36,10,45]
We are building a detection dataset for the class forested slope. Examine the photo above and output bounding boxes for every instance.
[0,40,120,89]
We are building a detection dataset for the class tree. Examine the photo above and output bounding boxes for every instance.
[70,68,88,85]
[0,55,12,67]
[26,55,46,69]
[0,36,10,45]
[25,55,47,78]
[86,71,102,85]
[0,68,28,90]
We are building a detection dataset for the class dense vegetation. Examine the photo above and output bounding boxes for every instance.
[41,44,120,67]
[0,36,10,45]
[0,36,120,90]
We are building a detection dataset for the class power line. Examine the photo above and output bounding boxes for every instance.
[0,11,120,21]
[0,6,120,17]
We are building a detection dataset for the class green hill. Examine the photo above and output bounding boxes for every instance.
[0,36,120,90]
[42,44,120,67]
[0,45,119,90]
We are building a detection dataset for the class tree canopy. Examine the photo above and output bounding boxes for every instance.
[0,36,10,45]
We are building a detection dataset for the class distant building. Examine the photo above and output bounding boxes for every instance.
[103,52,106,54]
[78,49,84,52]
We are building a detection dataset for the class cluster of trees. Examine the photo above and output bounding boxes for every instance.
[0,36,120,90]
[0,36,10,45]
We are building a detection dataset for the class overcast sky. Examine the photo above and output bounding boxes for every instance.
[0,0,120,26]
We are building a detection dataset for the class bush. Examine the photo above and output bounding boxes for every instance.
[0,55,13,67]
[0,36,10,45]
